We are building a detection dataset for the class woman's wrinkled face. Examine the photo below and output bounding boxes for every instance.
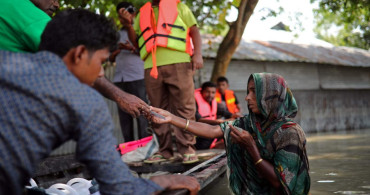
[245,79,261,115]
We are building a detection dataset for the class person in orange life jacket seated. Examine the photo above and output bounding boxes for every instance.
[216,76,242,117]
[194,82,234,150]
[119,0,203,164]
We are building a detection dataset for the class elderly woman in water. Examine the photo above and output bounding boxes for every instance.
[149,73,310,195]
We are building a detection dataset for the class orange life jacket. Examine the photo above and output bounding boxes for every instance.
[138,0,193,79]
[194,88,217,120]
[215,89,239,114]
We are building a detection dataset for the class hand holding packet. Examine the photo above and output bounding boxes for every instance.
[150,110,166,119]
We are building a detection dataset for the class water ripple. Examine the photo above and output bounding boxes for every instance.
[334,191,366,194]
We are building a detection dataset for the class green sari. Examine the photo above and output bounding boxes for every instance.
[220,73,310,195]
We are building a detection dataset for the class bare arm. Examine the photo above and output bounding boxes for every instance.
[198,118,224,126]
[93,77,149,117]
[110,38,138,62]
[236,104,241,111]
[150,107,223,138]
[189,25,203,70]
[109,49,120,62]
[126,25,139,49]
[118,8,139,49]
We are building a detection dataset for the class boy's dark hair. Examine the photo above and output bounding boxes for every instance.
[201,81,216,92]
[39,9,119,57]
[116,2,135,13]
[217,76,229,84]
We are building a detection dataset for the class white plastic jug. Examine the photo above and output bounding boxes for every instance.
[66,178,92,195]
[89,185,101,195]
[46,183,78,195]
[89,179,100,195]
[25,178,38,189]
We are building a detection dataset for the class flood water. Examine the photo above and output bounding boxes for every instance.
[308,129,370,195]
[202,129,370,195]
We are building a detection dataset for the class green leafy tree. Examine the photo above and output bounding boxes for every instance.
[312,0,370,50]
[59,0,148,21]
[184,0,259,82]
[183,0,232,35]
[209,0,259,82]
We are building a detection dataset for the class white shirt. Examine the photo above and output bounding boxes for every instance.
[113,29,144,82]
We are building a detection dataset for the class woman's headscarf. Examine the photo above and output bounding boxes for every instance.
[249,73,298,147]
[221,73,310,195]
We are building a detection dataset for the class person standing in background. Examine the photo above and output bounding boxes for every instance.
[110,2,149,142]
[119,0,204,164]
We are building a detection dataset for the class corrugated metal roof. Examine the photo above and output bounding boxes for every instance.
[202,35,370,67]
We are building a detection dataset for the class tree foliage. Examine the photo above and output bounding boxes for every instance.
[57,0,369,83]
[312,0,370,50]
[183,0,232,35]
[209,0,259,82]
[59,0,149,22]
[180,0,259,81]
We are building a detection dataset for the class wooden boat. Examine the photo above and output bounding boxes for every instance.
[33,149,228,194]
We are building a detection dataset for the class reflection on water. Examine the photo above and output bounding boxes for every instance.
[202,129,370,195]
[308,129,370,195]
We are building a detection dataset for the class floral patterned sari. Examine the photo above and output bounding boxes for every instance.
[220,73,310,195]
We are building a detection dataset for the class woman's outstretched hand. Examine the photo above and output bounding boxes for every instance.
[148,106,172,124]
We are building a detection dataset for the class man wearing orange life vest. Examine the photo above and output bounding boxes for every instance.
[194,82,233,150]
[119,0,203,164]
[216,76,242,117]
[194,82,233,125]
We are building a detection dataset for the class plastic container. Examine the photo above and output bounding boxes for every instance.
[66,178,92,195]
[46,183,78,195]
[25,179,47,194]
[89,184,100,195]
[118,136,153,154]
[29,178,38,187]
[25,178,38,189]
[89,179,100,195]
